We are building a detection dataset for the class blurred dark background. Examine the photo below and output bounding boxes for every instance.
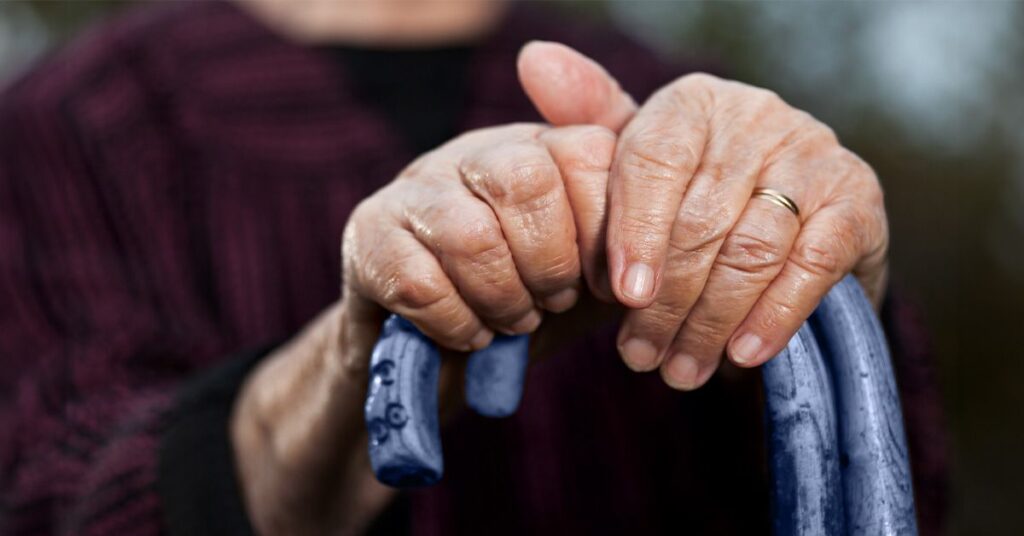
[2,1,1021,533]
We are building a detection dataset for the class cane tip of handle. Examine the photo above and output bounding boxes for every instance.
[465,333,530,418]
[376,462,442,487]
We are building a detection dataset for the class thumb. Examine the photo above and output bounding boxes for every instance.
[517,41,638,132]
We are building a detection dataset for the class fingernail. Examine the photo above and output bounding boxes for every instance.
[470,330,494,351]
[730,333,763,365]
[620,338,660,371]
[541,287,579,313]
[663,354,700,390]
[622,262,655,302]
[509,309,542,334]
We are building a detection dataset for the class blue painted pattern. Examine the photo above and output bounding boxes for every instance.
[364,316,443,486]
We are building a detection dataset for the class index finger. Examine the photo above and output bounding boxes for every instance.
[607,74,713,307]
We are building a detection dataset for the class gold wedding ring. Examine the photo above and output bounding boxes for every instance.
[752,187,800,217]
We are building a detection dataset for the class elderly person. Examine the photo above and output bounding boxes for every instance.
[0,1,946,534]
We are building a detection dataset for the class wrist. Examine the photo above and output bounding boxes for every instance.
[230,301,390,534]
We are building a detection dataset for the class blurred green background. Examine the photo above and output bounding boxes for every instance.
[2,1,1021,533]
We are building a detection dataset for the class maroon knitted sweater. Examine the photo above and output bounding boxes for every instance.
[0,2,947,534]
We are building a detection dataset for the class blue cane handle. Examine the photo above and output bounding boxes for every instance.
[764,275,918,535]
[364,316,528,487]
[763,322,844,535]
[810,276,918,535]
[364,316,444,486]
[367,276,919,536]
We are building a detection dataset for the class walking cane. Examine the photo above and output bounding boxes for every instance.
[363,275,918,535]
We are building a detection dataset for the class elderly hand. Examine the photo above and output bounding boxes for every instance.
[519,42,889,390]
[339,122,617,358]
[231,40,889,534]
[232,121,616,535]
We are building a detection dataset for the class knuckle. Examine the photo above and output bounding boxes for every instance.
[341,203,370,255]
[787,113,837,149]
[465,239,512,268]
[462,149,560,210]
[633,305,688,337]
[751,86,784,107]
[665,72,722,114]
[506,159,561,211]
[672,204,735,254]
[442,214,506,261]
[345,197,387,242]
[831,151,885,231]
[810,119,839,144]
[791,234,845,277]
[844,206,879,255]
[620,212,670,245]
[721,82,784,115]
[662,242,704,281]
[624,150,681,183]
[621,131,701,182]
[466,253,520,289]
[676,72,723,92]
[531,249,580,287]
[348,196,375,223]
[485,295,535,323]
[381,261,448,311]
[757,294,800,333]
[738,88,787,126]
[763,115,831,163]
[865,176,885,206]
[865,204,888,255]
[718,230,788,277]
[435,313,478,344]
[396,151,435,179]
[849,154,882,200]
[464,269,534,319]
[681,314,731,348]
[571,125,617,171]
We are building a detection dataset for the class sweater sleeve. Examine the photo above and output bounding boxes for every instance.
[0,118,158,534]
[157,345,271,536]
[0,62,260,534]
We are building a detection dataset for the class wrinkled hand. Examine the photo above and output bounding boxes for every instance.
[519,42,889,390]
[233,120,615,535]
[339,122,616,362]
[233,41,890,535]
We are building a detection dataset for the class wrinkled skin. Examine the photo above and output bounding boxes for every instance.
[341,123,616,356]
[231,42,888,535]
[518,42,887,388]
[234,121,619,534]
